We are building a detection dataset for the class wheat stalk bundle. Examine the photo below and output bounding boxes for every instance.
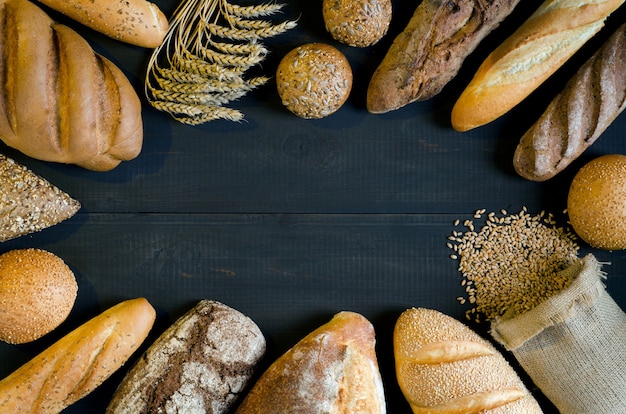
[146,0,296,124]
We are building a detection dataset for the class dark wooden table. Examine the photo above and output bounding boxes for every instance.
[1,1,625,412]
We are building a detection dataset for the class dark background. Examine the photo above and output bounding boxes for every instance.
[1,1,625,412]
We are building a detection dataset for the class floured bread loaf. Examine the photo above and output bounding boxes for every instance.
[235,311,386,414]
[107,300,266,414]
[0,154,80,242]
[394,308,543,413]
[0,0,143,171]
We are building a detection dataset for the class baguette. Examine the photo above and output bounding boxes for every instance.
[367,0,521,114]
[0,298,156,414]
[514,23,626,181]
[107,300,266,414]
[451,0,625,132]
[36,0,168,48]
[0,0,143,171]
[235,311,386,413]
[0,154,80,242]
[394,308,543,413]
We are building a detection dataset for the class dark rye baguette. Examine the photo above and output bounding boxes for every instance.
[366,0,521,114]
[0,0,143,171]
[107,300,266,414]
[514,23,626,181]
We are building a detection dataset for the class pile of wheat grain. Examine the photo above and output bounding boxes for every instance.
[447,207,580,323]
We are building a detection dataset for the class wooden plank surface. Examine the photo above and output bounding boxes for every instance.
[1,0,626,412]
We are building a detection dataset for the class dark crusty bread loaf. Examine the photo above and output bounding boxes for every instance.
[107,300,266,414]
[394,308,543,413]
[367,0,521,114]
[0,0,143,171]
[0,154,80,242]
[235,311,386,413]
[514,23,626,181]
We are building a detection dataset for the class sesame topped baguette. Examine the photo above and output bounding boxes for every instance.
[451,0,625,132]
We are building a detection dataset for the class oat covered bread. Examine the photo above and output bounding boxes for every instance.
[0,154,80,242]
[0,0,143,171]
[107,300,266,414]
[367,0,521,114]
[514,23,626,182]
[235,311,386,414]
[394,308,543,413]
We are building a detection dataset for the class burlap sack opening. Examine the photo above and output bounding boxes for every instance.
[491,254,626,414]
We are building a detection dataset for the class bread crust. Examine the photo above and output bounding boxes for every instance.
[36,0,168,48]
[394,308,543,413]
[0,298,156,413]
[107,300,266,414]
[0,154,80,242]
[235,311,386,414]
[366,0,521,114]
[451,0,625,131]
[0,0,143,171]
[514,23,626,181]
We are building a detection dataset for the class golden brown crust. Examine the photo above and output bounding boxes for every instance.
[514,23,626,181]
[276,43,353,119]
[323,0,392,47]
[394,308,543,413]
[0,248,77,344]
[451,0,624,131]
[36,0,168,48]
[366,0,521,114]
[235,311,385,414]
[0,0,143,171]
[0,298,156,413]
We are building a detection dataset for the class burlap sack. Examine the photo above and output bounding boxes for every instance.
[490,254,626,413]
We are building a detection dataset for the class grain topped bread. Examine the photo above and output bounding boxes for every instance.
[107,300,266,414]
[0,154,80,242]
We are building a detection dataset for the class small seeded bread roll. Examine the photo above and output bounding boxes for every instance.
[394,308,543,413]
[0,248,77,344]
[323,0,392,47]
[567,154,626,250]
[276,43,352,119]
[107,300,266,414]
[0,154,80,242]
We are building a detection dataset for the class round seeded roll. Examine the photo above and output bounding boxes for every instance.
[323,0,392,47]
[0,248,77,344]
[276,43,352,119]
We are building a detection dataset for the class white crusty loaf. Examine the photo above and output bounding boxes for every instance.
[451,0,625,132]
[514,23,626,181]
[235,311,386,414]
[367,0,521,113]
[107,300,266,414]
[0,298,156,414]
[0,0,143,171]
[0,154,80,242]
[394,308,543,413]
[37,0,168,48]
